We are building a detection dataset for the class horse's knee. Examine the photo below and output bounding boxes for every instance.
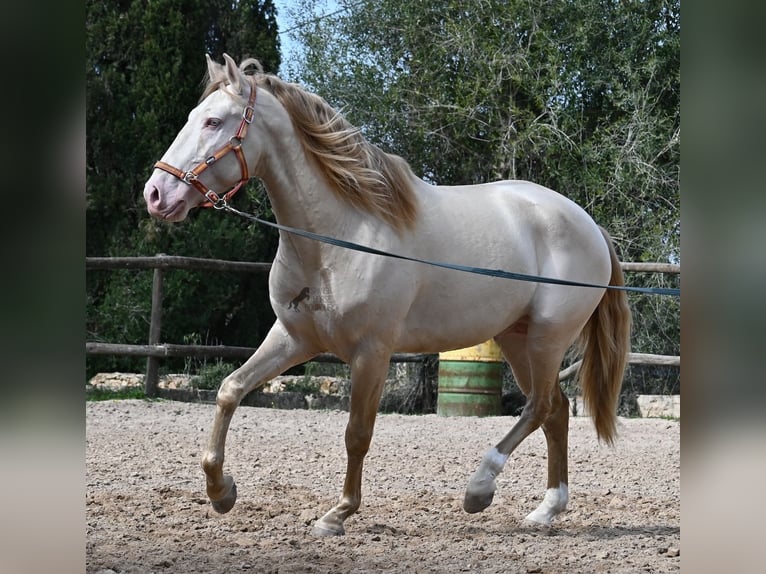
[216,375,245,411]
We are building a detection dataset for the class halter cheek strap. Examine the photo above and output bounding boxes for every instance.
[154,78,257,208]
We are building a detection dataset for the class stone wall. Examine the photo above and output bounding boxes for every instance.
[87,372,679,418]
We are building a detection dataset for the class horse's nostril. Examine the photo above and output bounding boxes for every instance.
[149,186,160,206]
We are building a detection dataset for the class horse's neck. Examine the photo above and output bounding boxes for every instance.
[255,124,351,235]
[249,103,413,270]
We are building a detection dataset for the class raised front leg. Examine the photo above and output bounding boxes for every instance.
[201,321,316,513]
[312,347,391,536]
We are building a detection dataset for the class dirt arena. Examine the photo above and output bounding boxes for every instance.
[86,400,679,573]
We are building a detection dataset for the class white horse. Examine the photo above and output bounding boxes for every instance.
[143,54,631,536]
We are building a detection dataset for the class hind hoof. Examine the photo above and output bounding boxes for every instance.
[521,517,553,530]
[463,489,495,514]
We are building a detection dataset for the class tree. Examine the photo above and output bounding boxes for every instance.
[289,0,680,396]
[291,0,679,257]
[86,0,281,377]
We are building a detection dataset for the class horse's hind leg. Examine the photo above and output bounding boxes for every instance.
[463,330,570,526]
[202,321,316,513]
[524,386,569,526]
[313,346,390,536]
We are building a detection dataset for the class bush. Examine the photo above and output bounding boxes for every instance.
[190,361,238,391]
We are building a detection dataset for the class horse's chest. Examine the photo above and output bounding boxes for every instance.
[270,262,340,318]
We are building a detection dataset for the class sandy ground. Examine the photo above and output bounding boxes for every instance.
[86,400,679,573]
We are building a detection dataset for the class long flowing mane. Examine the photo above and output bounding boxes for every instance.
[204,59,419,230]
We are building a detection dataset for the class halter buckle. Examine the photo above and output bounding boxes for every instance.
[243,105,255,123]
[182,171,198,184]
[205,190,227,209]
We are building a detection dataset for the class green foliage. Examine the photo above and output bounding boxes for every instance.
[290,0,680,392]
[292,0,679,256]
[282,378,321,395]
[283,362,321,394]
[86,1,282,377]
[190,361,238,390]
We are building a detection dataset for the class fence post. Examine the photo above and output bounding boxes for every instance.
[145,254,165,397]
[422,354,439,413]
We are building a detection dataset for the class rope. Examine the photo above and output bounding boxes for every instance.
[220,203,680,297]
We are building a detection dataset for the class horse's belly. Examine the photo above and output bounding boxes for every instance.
[394,275,534,353]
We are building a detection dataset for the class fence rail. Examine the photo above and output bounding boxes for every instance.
[85,342,433,364]
[86,254,680,398]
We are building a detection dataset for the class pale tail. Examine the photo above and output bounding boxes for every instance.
[576,228,632,445]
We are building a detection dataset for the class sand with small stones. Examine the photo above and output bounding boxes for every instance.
[86,400,679,573]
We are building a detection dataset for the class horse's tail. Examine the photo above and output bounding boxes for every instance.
[576,227,632,445]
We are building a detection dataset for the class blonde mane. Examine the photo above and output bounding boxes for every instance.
[204,58,419,231]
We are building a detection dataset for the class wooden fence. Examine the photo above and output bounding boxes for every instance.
[86,254,680,398]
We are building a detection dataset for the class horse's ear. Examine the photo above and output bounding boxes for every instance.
[222,53,243,95]
[205,53,222,84]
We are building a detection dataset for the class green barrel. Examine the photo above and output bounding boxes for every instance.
[437,341,503,417]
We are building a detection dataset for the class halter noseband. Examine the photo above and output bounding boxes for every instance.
[153,78,258,208]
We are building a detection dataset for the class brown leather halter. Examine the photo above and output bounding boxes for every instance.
[153,78,257,208]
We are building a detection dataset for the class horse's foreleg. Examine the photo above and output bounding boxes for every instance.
[312,347,390,536]
[201,321,316,513]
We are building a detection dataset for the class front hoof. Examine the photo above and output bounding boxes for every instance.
[463,488,495,514]
[210,479,237,514]
[311,514,345,537]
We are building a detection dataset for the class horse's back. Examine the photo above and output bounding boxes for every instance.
[421,179,607,267]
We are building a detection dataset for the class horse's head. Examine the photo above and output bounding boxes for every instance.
[143,54,260,221]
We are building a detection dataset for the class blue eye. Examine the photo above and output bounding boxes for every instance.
[205,118,222,128]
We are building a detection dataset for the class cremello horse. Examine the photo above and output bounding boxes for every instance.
[143,55,631,536]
